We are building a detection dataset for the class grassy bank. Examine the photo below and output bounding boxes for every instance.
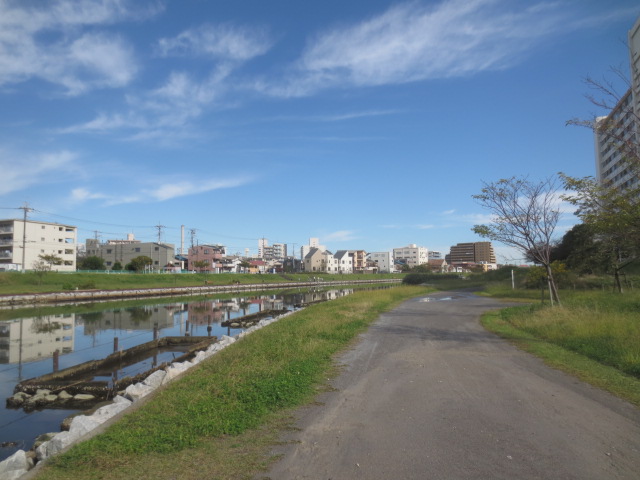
[481,290,640,406]
[35,285,429,480]
[0,271,404,295]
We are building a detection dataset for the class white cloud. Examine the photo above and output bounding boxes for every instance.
[323,230,357,242]
[157,23,272,61]
[256,0,636,97]
[0,0,158,94]
[0,150,79,195]
[70,176,254,206]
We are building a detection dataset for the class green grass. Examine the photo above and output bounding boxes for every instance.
[35,285,430,479]
[0,271,405,295]
[481,290,640,406]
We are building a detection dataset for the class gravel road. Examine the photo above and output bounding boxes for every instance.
[261,291,640,480]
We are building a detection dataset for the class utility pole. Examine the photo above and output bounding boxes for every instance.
[19,203,33,273]
[155,223,165,244]
[189,229,196,249]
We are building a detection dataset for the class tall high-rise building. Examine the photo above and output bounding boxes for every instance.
[594,16,640,192]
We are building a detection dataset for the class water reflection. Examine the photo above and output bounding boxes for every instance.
[0,287,355,461]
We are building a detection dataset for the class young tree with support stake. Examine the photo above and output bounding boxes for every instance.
[472,176,562,306]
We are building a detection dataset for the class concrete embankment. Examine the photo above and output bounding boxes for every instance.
[0,278,402,308]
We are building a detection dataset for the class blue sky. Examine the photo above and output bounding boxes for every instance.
[1,0,639,262]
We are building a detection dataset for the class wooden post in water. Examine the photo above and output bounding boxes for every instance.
[53,349,59,372]
[153,326,159,340]
[113,337,119,352]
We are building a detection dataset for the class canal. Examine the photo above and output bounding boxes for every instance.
[0,287,357,462]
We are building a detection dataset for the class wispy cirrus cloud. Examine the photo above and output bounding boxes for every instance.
[61,23,273,139]
[323,230,357,242]
[255,0,637,97]
[70,176,255,206]
[0,150,79,195]
[156,23,272,61]
[0,0,160,95]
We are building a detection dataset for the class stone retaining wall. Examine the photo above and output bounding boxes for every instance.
[0,279,402,308]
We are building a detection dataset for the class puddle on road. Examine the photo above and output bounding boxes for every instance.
[419,296,453,302]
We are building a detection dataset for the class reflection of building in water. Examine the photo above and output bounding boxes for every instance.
[187,301,226,326]
[0,314,75,364]
[78,305,180,335]
[289,289,354,305]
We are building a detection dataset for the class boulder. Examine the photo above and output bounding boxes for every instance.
[0,450,31,480]
[112,395,132,405]
[143,370,167,389]
[6,392,29,408]
[69,415,100,436]
[36,429,85,461]
[73,394,96,402]
[33,433,58,449]
[57,390,73,401]
[162,362,191,384]
[90,401,131,424]
[124,383,154,402]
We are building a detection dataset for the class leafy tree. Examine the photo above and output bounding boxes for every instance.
[192,260,210,272]
[550,223,606,275]
[560,173,640,292]
[79,255,105,270]
[126,256,153,272]
[39,254,63,269]
[472,176,562,305]
[112,261,123,271]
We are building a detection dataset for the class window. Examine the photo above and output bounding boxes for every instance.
[135,248,140,252]
[106,249,112,254]
[154,247,159,251]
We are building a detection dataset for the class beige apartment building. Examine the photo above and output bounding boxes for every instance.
[0,219,77,272]
[447,242,496,264]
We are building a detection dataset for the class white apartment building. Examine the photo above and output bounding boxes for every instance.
[0,219,77,272]
[594,16,640,192]
[393,244,429,269]
[368,251,395,273]
[301,237,326,260]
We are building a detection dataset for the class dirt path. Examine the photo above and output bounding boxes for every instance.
[261,291,640,480]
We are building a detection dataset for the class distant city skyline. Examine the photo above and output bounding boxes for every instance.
[2,1,639,263]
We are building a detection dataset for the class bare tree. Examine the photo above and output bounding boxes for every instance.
[472,176,562,306]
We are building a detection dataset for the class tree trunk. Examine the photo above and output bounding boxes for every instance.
[544,264,561,306]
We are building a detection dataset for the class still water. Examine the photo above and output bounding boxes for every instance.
[0,288,354,461]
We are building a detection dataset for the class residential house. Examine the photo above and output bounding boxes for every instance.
[333,250,354,274]
[188,244,226,273]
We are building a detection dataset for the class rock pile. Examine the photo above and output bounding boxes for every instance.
[6,389,97,411]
